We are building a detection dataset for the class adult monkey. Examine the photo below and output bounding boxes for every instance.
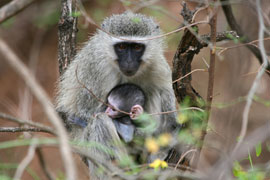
[56,12,180,177]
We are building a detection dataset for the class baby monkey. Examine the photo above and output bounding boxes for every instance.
[105,83,146,143]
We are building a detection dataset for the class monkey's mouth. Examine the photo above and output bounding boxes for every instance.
[121,69,138,76]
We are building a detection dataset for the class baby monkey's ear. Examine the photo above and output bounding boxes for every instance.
[130,105,144,120]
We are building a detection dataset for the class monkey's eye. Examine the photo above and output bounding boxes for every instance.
[134,44,143,51]
[117,44,127,50]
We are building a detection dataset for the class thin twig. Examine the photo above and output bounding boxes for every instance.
[197,0,218,168]
[132,0,160,13]
[77,0,209,42]
[0,38,76,180]
[209,123,270,179]
[0,112,55,135]
[174,149,197,170]
[218,37,270,56]
[172,69,208,83]
[201,57,210,68]
[75,66,131,116]
[0,127,53,134]
[205,0,217,129]
[221,0,270,76]
[13,138,38,180]
[75,66,205,116]
[36,148,55,180]
[234,0,270,151]
[0,0,36,23]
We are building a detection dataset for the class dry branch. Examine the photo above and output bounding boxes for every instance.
[221,0,270,76]
[235,0,270,151]
[0,112,55,135]
[0,127,53,134]
[172,3,204,105]
[0,0,35,23]
[14,138,38,180]
[58,0,78,74]
[36,148,55,180]
[0,38,76,180]
[203,0,218,153]
[171,1,238,169]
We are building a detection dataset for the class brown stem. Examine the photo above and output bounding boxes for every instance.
[36,148,55,180]
[0,127,54,134]
[200,0,218,148]
[0,38,76,180]
[172,2,204,105]
[0,112,55,135]
[220,0,270,77]
[58,0,78,74]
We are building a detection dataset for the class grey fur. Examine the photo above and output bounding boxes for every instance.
[80,113,127,180]
[55,12,178,178]
[101,12,160,36]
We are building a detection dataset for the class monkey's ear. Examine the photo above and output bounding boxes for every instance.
[130,105,144,119]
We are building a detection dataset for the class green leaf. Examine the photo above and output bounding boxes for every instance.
[255,142,262,157]
[248,148,253,170]
[0,138,58,149]
[70,11,81,17]
[0,163,40,180]
[0,175,12,180]
[131,17,141,23]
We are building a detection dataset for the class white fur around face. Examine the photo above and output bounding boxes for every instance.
[99,32,164,64]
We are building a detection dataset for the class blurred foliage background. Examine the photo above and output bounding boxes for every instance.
[0,0,270,179]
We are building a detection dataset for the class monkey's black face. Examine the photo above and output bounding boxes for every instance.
[114,42,145,76]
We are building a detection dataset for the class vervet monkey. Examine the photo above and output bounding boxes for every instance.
[56,12,180,177]
[105,83,146,143]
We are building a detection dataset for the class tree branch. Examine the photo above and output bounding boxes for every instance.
[234,0,270,151]
[13,138,38,180]
[0,38,76,180]
[171,1,238,169]
[221,0,270,77]
[36,148,55,180]
[0,112,55,135]
[58,0,78,74]
[202,0,218,151]
[0,127,53,134]
[172,2,205,105]
[0,0,35,23]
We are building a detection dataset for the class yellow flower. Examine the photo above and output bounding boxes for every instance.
[149,159,168,169]
[158,133,172,147]
[177,113,188,124]
[145,138,159,154]
[160,160,168,168]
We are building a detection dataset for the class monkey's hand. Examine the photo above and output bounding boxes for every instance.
[130,105,144,120]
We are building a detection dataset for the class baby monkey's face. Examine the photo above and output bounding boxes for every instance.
[105,98,144,120]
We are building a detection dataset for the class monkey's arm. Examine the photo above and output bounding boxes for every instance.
[159,89,185,164]
[81,113,128,179]
[160,89,180,132]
